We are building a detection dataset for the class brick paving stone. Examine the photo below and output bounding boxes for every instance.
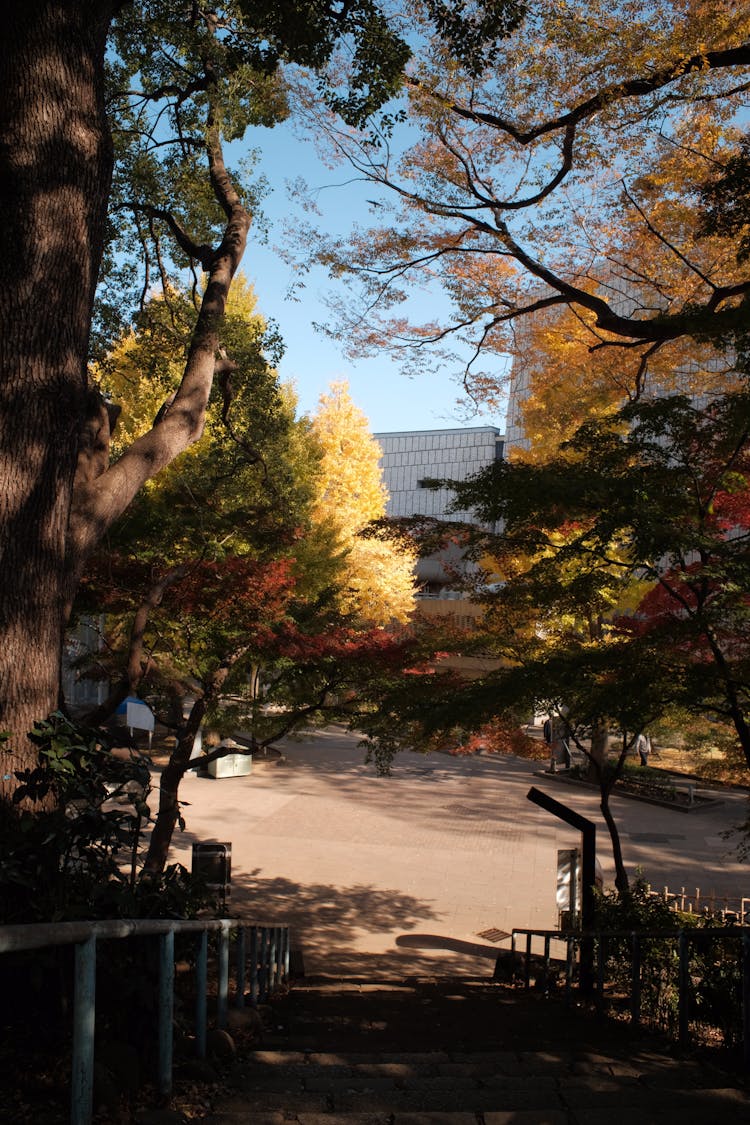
[480,1075,560,1091]
[398,1076,482,1092]
[303,1075,400,1094]
[448,1051,521,1074]
[483,1114,569,1125]
[378,1052,452,1064]
[436,1061,501,1077]
[560,1083,750,1110]
[513,1053,575,1076]
[636,1061,735,1088]
[213,1091,327,1113]
[250,1050,310,1065]
[392,1116,482,1125]
[354,1061,429,1079]
[205,1115,286,1125]
[558,1077,640,1094]
[573,1110,750,1125]
[330,1088,566,1113]
[228,1075,305,1093]
[295,1116,392,1125]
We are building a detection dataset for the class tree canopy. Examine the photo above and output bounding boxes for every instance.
[0,0,414,781]
[296,0,750,404]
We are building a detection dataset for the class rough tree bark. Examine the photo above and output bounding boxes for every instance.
[0,2,117,796]
[0,2,251,800]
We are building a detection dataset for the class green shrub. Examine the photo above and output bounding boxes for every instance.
[0,712,208,923]
[593,877,742,1047]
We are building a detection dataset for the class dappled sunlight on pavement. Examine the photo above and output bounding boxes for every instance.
[157,726,750,975]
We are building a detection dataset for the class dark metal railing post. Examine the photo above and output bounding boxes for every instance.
[524,932,532,990]
[249,926,259,1005]
[0,914,294,1123]
[217,923,230,1029]
[158,929,175,1097]
[565,935,575,1005]
[283,926,290,981]
[72,934,97,1125]
[195,929,208,1058]
[678,930,690,1050]
[543,934,551,995]
[235,926,246,1008]
[270,926,279,989]
[743,930,750,1072]
[259,927,268,1000]
[596,935,606,1017]
[631,932,641,1028]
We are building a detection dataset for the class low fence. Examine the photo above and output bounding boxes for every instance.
[510,926,750,1068]
[651,884,750,922]
[0,918,290,1125]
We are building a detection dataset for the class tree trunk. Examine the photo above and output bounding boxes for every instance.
[0,8,252,804]
[600,783,630,894]
[143,696,207,877]
[0,1,114,796]
[587,716,609,781]
[143,658,239,875]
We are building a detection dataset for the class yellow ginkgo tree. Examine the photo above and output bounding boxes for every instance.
[307,381,417,625]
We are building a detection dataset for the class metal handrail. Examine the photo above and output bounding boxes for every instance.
[510,925,750,1069]
[0,917,290,1125]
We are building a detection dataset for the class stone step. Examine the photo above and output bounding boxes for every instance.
[205,1048,750,1123]
[200,978,750,1124]
[206,1116,564,1125]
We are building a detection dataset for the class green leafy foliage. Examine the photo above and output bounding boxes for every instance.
[94,0,412,353]
[423,0,527,76]
[440,391,750,762]
[593,877,744,1048]
[0,713,206,923]
[700,133,750,264]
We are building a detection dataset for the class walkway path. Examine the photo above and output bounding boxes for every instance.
[159,728,750,976]
[202,978,750,1125]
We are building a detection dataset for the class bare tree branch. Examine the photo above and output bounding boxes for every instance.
[407,44,750,146]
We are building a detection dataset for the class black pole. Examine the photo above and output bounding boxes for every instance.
[527,786,597,993]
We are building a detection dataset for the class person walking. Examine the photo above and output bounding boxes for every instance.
[544,713,571,772]
[635,731,651,767]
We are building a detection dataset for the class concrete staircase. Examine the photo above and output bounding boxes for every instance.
[202,976,750,1124]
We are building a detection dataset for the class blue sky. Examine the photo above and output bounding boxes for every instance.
[238,119,509,435]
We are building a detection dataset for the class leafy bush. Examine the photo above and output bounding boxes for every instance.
[455,716,547,759]
[593,877,742,1048]
[0,712,207,922]
[0,714,219,1085]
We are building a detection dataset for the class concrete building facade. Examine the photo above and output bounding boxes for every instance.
[374,426,504,612]
[374,426,504,524]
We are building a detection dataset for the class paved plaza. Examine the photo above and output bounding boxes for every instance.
[160,727,750,977]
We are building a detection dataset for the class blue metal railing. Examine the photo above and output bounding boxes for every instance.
[510,926,750,1067]
[0,918,290,1125]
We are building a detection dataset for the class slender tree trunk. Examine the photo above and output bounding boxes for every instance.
[600,783,630,894]
[0,7,251,812]
[143,658,239,875]
[703,627,750,769]
[0,1,114,795]
[143,696,208,877]
[587,716,609,781]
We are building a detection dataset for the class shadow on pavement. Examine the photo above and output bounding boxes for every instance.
[396,932,507,960]
[211,864,467,976]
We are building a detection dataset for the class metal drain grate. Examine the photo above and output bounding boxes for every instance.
[476,927,508,943]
